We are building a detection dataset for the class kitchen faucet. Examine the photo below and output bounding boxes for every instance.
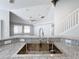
[39,28,44,39]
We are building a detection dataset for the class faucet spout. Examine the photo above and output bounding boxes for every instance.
[39,28,44,39]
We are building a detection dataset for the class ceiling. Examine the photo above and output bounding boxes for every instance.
[11,5,52,22]
[0,0,52,10]
[0,0,54,23]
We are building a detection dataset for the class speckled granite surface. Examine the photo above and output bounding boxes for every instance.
[0,41,79,59]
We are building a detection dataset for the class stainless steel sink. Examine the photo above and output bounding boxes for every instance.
[17,42,62,54]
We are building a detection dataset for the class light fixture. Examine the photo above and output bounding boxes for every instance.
[30,20,37,22]
[41,16,45,19]
[9,0,15,3]
[30,17,32,18]
[50,54,53,56]
[51,0,59,6]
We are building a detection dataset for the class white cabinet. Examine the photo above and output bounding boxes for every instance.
[0,20,1,39]
[0,20,3,39]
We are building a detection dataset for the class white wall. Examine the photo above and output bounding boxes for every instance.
[55,0,79,35]
[0,10,10,39]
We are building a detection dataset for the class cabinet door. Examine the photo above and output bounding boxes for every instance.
[0,20,3,39]
[0,20,1,39]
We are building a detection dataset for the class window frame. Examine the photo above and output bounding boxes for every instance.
[13,24,31,35]
[13,24,23,35]
[23,25,31,34]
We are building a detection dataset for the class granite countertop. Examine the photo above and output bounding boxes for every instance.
[0,41,79,59]
[54,42,79,59]
[1,35,61,41]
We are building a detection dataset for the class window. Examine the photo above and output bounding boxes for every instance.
[13,24,31,35]
[24,26,30,33]
[14,25,22,34]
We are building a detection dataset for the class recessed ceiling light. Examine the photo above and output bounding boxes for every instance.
[41,16,45,19]
[26,9,30,11]
[30,20,37,22]
[9,0,15,3]
[30,17,32,18]
[50,54,53,56]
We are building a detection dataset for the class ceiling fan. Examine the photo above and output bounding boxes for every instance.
[51,0,59,6]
